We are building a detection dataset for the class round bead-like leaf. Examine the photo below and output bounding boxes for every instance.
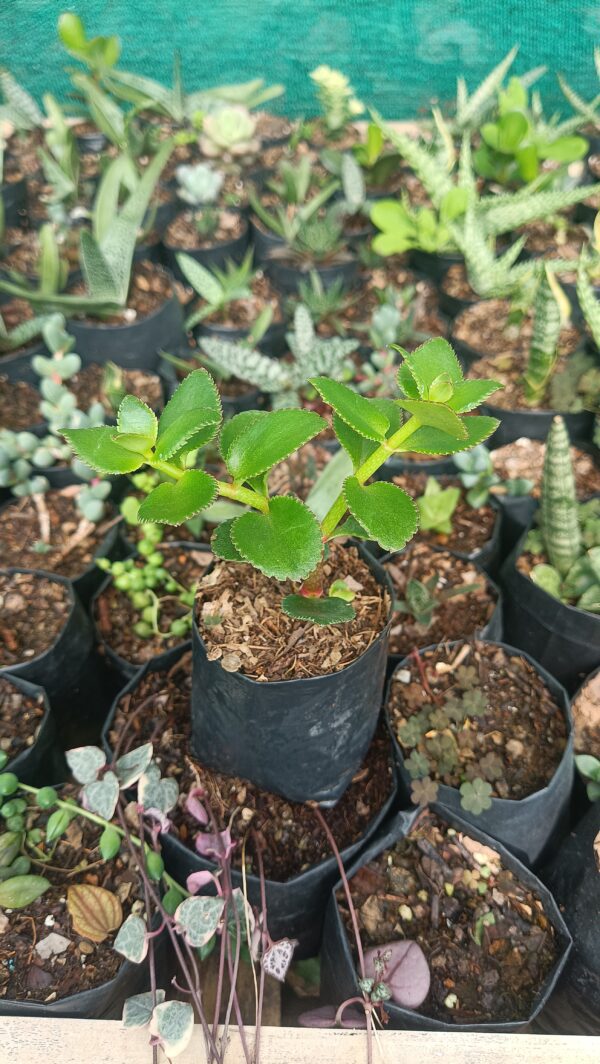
[343,477,419,552]
[231,496,323,581]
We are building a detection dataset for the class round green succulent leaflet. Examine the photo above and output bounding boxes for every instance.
[62,339,501,624]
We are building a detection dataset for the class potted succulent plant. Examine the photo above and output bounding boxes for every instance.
[162,162,249,276]
[62,336,500,803]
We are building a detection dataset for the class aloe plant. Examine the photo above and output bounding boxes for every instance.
[37,94,81,221]
[197,304,357,407]
[452,46,545,133]
[176,250,260,330]
[61,337,501,624]
[558,48,600,133]
[527,416,600,612]
[0,69,44,132]
[0,140,173,315]
[523,267,569,406]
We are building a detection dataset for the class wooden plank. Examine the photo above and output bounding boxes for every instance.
[0,1018,598,1064]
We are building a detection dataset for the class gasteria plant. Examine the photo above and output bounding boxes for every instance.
[62,337,501,625]
[526,416,600,613]
[197,304,358,407]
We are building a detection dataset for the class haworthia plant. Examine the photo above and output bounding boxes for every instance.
[62,338,501,625]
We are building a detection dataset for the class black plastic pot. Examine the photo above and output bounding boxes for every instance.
[160,356,263,417]
[410,248,463,283]
[191,547,393,804]
[481,400,595,448]
[162,214,250,280]
[1,177,27,227]
[2,672,64,785]
[249,216,285,264]
[541,802,600,1023]
[266,256,358,296]
[500,526,600,693]
[386,639,573,866]
[75,129,108,154]
[374,454,457,480]
[320,804,572,1032]
[101,647,399,958]
[438,269,477,320]
[384,556,504,672]
[66,278,184,371]
[0,568,93,708]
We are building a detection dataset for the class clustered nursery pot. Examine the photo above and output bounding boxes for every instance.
[320,806,572,1033]
[0,568,93,708]
[266,257,359,296]
[481,401,595,449]
[410,249,463,284]
[162,211,250,279]
[191,545,394,805]
[101,646,399,958]
[501,526,600,692]
[0,673,63,785]
[385,639,573,867]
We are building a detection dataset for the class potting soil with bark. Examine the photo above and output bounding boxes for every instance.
[165,209,246,250]
[108,652,394,880]
[0,675,45,760]
[196,541,389,681]
[0,376,41,430]
[391,474,496,555]
[68,364,164,415]
[69,261,172,325]
[490,438,600,499]
[0,571,70,667]
[385,545,497,657]
[0,489,116,579]
[95,547,212,664]
[572,670,600,758]
[340,810,560,1024]
[0,810,143,1003]
[387,641,567,799]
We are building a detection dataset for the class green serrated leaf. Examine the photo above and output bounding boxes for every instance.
[117,396,158,443]
[62,426,146,475]
[343,478,419,552]
[282,594,355,625]
[211,519,244,561]
[330,514,371,540]
[224,409,326,482]
[155,370,222,460]
[396,398,468,440]
[220,410,266,465]
[332,413,380,469]
[138,470,218,524]
[397,338,464,398]
[310,377,389,441]
[231,496,323,581]
[446,379,502,413]
[405,416,500,456]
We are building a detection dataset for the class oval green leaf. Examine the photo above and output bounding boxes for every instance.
[63,426,146,475]
[231,496,323,581]
[117,395,157,442]
[0,874,50,910]
[138,469,218,524]
[155,369,222,460]
[310,377,389,441]
[282,594,355,625]
[343,477,419,553]
[224,408,326,482]
[396,398,467,440]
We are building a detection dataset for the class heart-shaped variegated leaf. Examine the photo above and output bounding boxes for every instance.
[138,469,218,524]
[138,764,179,814]
[82,771,120,821]
[114,914,148,963]
[122,990,166,1029]
[66,746,106,784]
[262,937,297,981]
[343,478,419,552]
[282,594,355,625]
[231,496,322,581]
[114,743,153,789]
[175,895,225,948]
[149,1000,194,1060]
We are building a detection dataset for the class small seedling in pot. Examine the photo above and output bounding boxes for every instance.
[61,337,501,626]
[177,249,262,331]
[526,416,600,613]
[416,477,461,534]
[97,527,196,640]
[199,105,260,164]
[453,445,533,508]
[574,753,600,802]
[174,161,225,241]
[294,270,358,336]
[395,572,484,629]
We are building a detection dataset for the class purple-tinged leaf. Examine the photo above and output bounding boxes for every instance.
[195,827,235,861]
[66,746,106,785]
[298,1004,367,1029]
[186,870,221,895]
[261,937,297,982]
[364,940,430,1008]
[185,787,209,825]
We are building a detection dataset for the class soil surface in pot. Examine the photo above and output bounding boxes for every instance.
[0,570,70,667]
[0,488,117,579]
[441,263,477,302]
[490,438,600,499]
[255,112,295,141]
[0,375,40,430]
[307,123,361,150]
[392,473,496,555]
[68,363,163,415]
[95,546,212,665]
[385,545,497,658]
[196,541,389,682]
[268,441,333,501]
[0,674,45,762]
[191,272,283,329]
[387,640,567,801]
[572,669,600,758]
[108,651,394,881]
[68,261,173,326]
[164,209,246,250]
[340,809,560,1025]
[517,220,587,266]
[0,804,144,1003]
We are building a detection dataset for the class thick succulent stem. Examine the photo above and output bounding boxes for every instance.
[541,416,581,576]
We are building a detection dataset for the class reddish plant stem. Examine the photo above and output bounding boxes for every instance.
[252,831,268,1064]
[138,808,158,1064]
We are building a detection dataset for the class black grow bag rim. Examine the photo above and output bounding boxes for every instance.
[66,263,179,338]
[162,206,250,255]
[385,637,573,816]
[1,670,53,777]
[323,801,573,1033]
[378,494,503,569]
[0,567,79,676]
[91,541,212,678]
[100,643,400,891]
[381,546,504,667]
[193,541,394,692]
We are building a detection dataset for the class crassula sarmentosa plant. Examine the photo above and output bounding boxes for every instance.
[62,338,501,626]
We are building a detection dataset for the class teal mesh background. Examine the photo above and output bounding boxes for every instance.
[1,1,599,118]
